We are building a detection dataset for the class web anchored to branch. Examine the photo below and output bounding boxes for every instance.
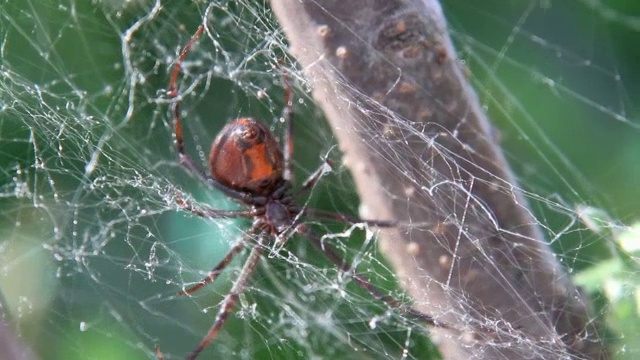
[0,1,638,360]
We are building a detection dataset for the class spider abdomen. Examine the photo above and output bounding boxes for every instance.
[209,118,284,195]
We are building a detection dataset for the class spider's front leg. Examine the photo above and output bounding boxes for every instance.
[292,159,396,228]
[300,207,397,228]
[296,224,451,330]
[294,158,334,196]
[174,192,255,219]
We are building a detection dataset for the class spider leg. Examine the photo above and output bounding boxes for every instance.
[299,208,397,228]
[291,160,394,228]
[288,159,334,200]
[169,24,256,204]
[175,193,255,219]
[178,240,245,296]
[174,194,254,295]
[186,233,266,360]
[296,225,450,329]
[168,24,205,125]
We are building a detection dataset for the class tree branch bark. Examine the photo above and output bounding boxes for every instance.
[271,1,608,359]
[0,292,36,360]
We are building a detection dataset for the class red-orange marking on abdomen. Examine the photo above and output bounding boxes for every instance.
[244,143,275,181]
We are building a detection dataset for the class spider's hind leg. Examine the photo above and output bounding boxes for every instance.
[186,233,267,360]
[178,240,246,296]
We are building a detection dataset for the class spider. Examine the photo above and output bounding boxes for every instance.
[167,24,446,360]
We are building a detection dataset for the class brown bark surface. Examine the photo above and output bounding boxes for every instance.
[271,1,608,359]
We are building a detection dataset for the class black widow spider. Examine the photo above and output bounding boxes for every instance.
[167,23,446,360]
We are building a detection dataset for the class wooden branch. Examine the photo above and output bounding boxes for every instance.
[0,322,35,360]
[271,0,608,359]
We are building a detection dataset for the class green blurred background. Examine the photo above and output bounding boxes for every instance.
[0,0,638,359]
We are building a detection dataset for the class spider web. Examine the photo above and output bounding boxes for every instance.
[0,0,638,359]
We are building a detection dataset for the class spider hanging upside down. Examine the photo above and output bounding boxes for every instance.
[165,24,448,360]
